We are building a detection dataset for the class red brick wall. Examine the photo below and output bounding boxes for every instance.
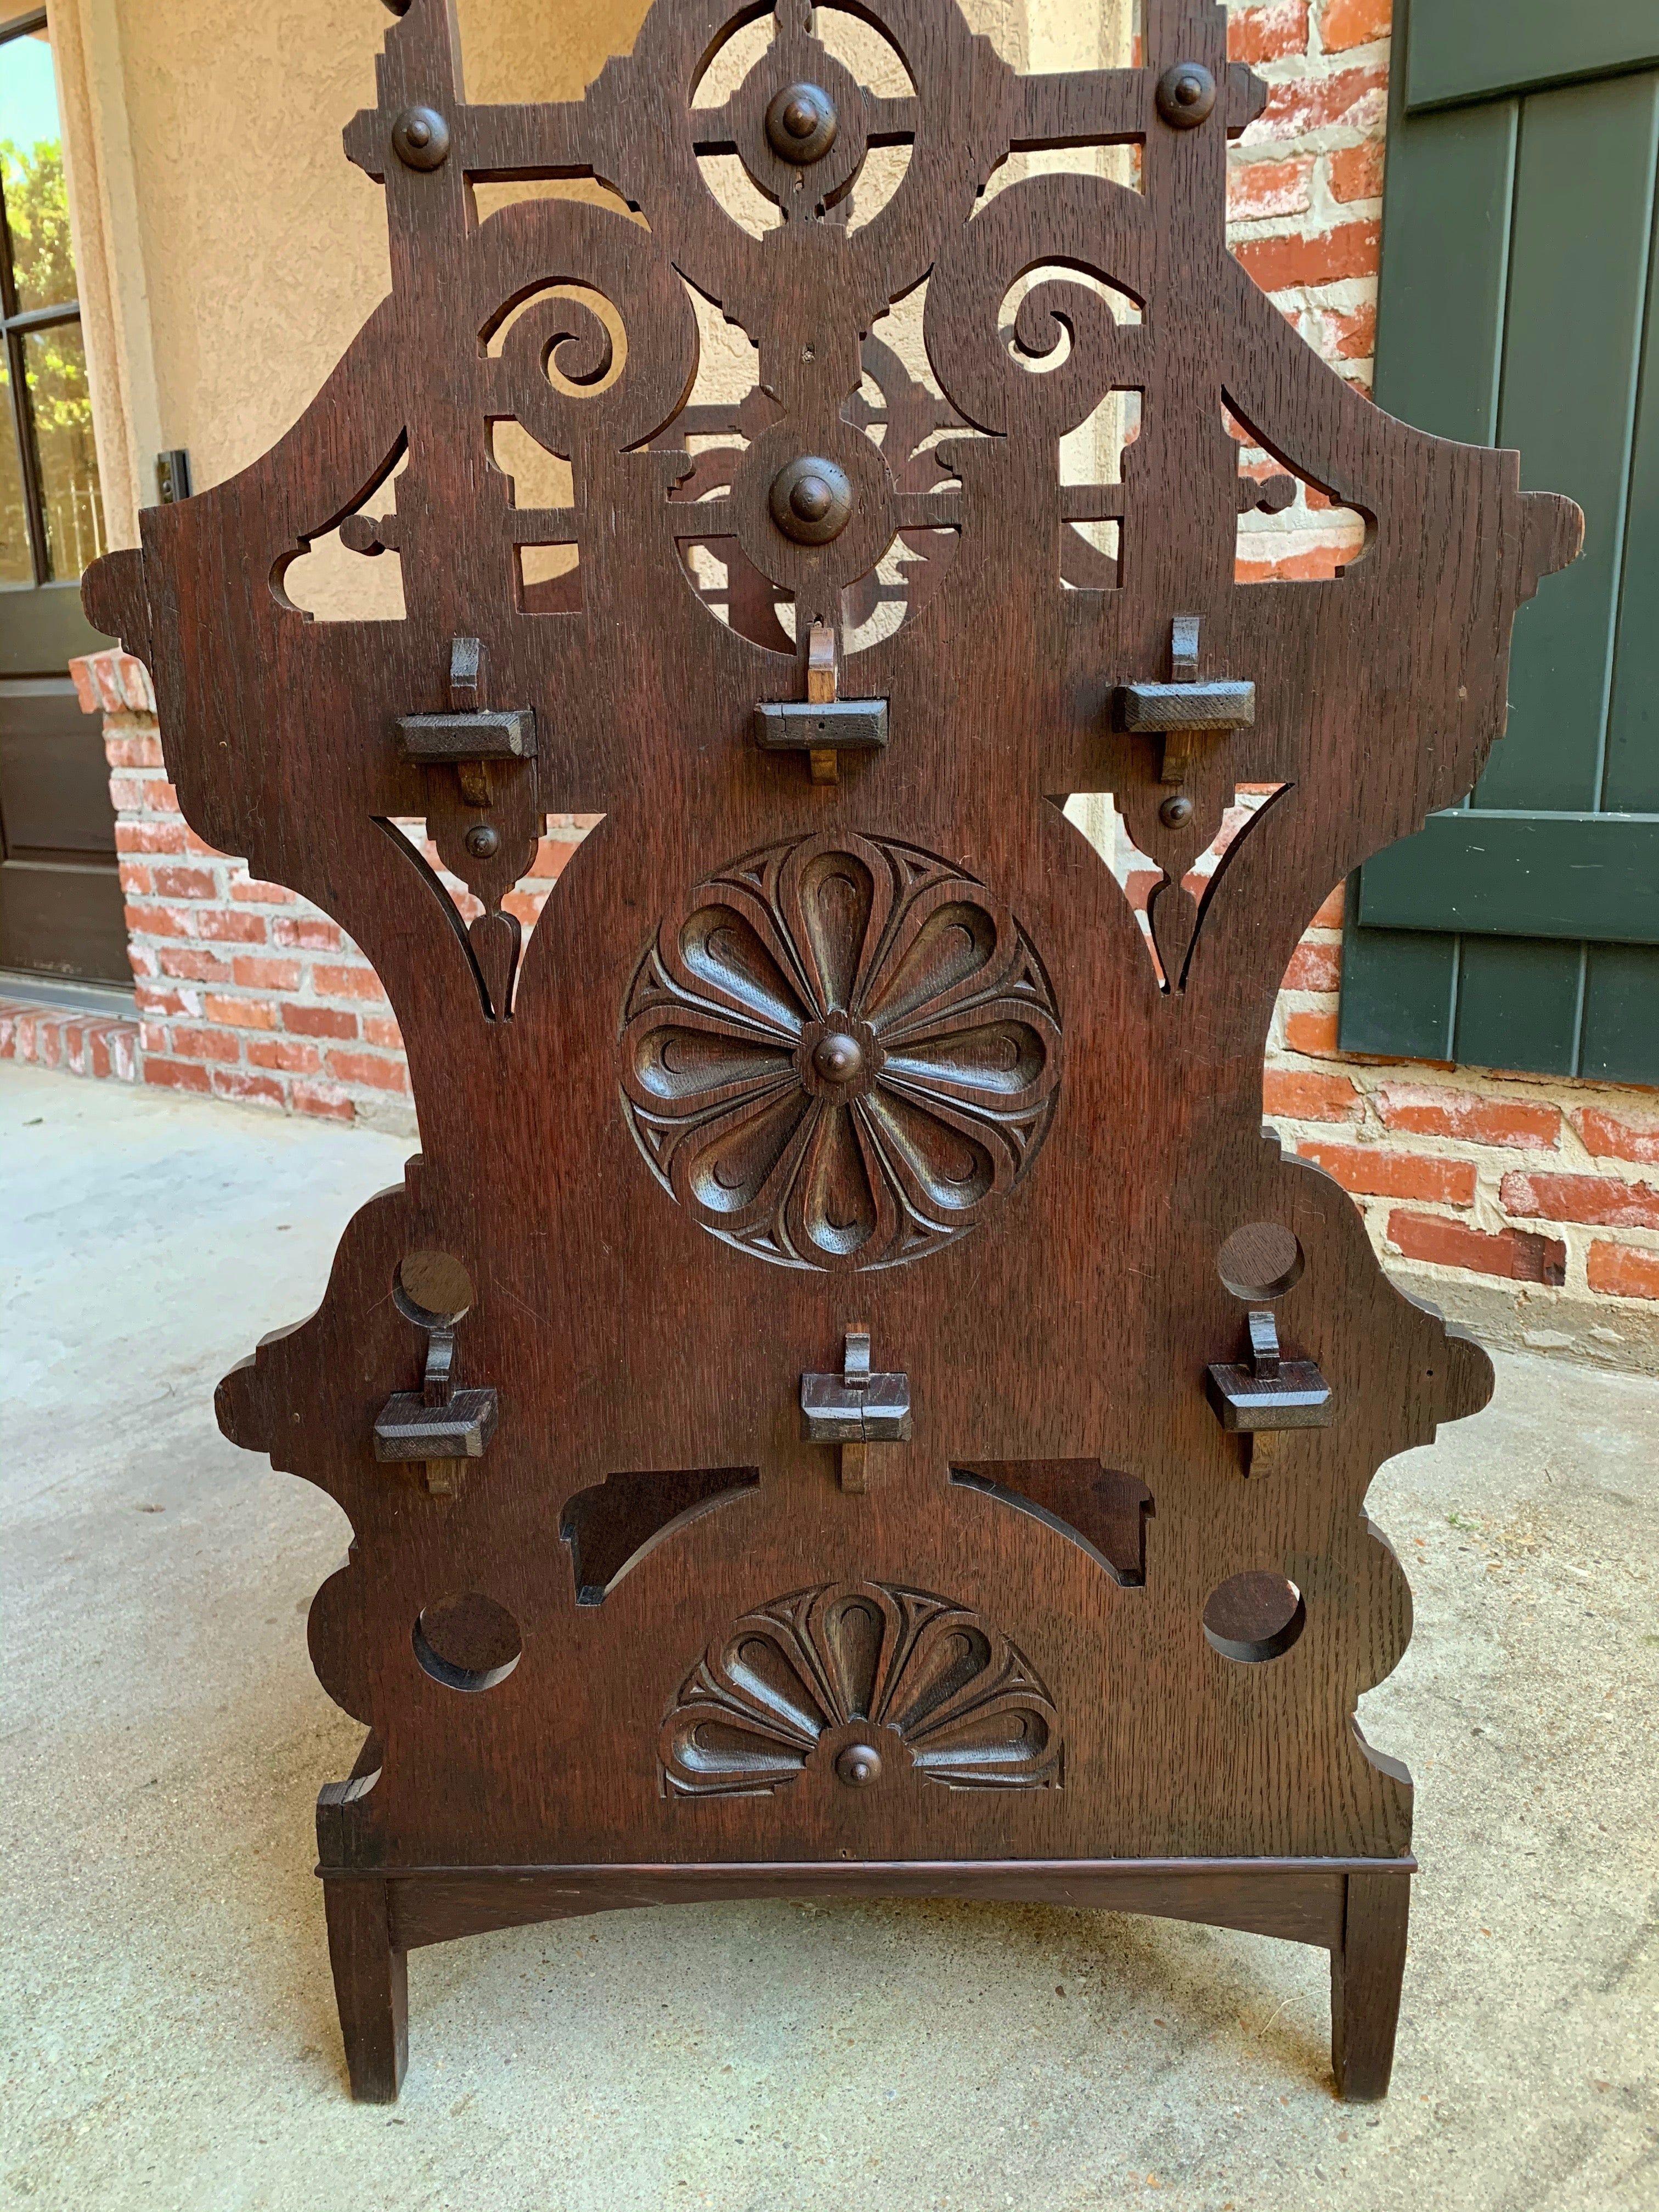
[50,0,1658,1365]
[0,996,138,1080]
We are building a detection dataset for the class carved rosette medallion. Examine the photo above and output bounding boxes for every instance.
[620,832,1062,1269]
[659,1578,1063,1797]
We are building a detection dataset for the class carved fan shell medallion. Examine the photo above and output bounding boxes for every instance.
[659,1578,1064,1797]
[620,832,1062,1270]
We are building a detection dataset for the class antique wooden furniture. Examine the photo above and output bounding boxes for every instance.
[84,0,1582,2104]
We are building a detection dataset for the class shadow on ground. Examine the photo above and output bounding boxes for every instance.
[2,1065,1654,2211]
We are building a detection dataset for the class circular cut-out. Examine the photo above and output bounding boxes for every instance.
[1217,1221,1305,1301]
[394,1250,475,1328]
[413,1593,522,1692]
[1203,1573,1306,1664]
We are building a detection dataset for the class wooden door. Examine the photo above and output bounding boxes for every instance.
[1340,0,1659,1081]
[0,9,119,986]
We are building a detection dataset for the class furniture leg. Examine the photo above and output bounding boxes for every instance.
[1330,1870,1409,2100]
[323,1876,407,2103]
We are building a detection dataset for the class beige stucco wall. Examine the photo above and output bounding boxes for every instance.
[55,0,1128,551]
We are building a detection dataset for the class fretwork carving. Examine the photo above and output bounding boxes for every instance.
[89,0,1581,2106]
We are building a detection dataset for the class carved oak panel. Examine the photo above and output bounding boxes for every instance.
[660,1577,1062,1796]
[85,0,1582,2102]
[620,831,1061,1268]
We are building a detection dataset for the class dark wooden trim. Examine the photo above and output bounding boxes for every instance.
[323,1878,407,2103]
[319,1853,1414,2099]
[316,1855,1413,1955]
[1356,809,1659,945]
[1330,1868,1412,2100]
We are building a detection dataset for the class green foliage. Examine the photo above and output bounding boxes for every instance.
[1,131,75,309]
[0,134,105,581]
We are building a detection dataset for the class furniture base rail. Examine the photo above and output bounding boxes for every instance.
[318,1842,1413,2105]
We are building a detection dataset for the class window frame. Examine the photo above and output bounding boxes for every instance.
[0,3,92,588]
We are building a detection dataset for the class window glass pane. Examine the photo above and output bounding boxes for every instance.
[24,320,105,579]
[0,29,76,314]
[0,349,31,583]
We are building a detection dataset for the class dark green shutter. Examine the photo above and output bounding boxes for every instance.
[1339,0,1659,1085]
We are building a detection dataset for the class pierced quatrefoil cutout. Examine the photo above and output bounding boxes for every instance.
[620,830,1062,1271]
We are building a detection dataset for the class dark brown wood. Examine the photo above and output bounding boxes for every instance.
[321,1875,407,2104]
[375,1853,1398,1954]
[88,0,1580,2103]
[1331,1867,1412,2101]
[754,696,890,755]
[1205,1306,1334,1431]
[561,1464,761,1603]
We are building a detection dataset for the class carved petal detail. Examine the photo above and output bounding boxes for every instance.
[659,1579,1064,1797]
[621,832,1062,1269]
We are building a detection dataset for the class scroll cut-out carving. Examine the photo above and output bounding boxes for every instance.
[561,1466,760,1605]
[1064,784,1291,994]
[660,1578,1063,1796]
[1224,398,1375,585]
[620,831,1062,1270]
[666,326,967,654]
[274,441,410,624]
[86,0,1585,2108]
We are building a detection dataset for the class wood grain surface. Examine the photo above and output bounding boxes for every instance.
[83,0,1581,2101]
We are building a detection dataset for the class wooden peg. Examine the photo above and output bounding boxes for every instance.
[374,1324,498,1497]
[1206,1307,1332,1436]
[839,1324,872,1493]
[448,635,483,713]
[396,635,535,806]
[800,1324,912,1492]
[1116,614,1255,785]
[754,625,891,778]
[449,639,488,803]
[806,622,839,786]
[339,511,402,556]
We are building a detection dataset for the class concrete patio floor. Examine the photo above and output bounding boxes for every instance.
[2,1060,1655,2212]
